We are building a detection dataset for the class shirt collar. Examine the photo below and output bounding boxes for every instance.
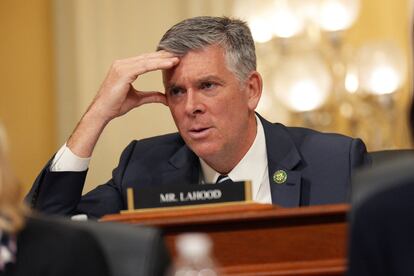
[199,115,268,197]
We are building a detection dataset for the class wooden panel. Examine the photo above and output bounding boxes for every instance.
[102,203,349,275]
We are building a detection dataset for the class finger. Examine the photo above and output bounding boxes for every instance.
[118,51,179,65]
[138,91,168,106]
[135,50,179,60]
[124,57,180,79]
[120,90,167,115]
[109,57,179,85]
[128,89,168,106]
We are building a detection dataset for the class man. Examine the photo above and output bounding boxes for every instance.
[27,16,369,218]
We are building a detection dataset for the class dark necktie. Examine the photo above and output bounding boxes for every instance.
[216,174,234,185]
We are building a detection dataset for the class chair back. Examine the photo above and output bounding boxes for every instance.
[368,149,414,166]
[68,220,170,276]
[352,154,414,207]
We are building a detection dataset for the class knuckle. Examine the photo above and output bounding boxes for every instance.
[112,59,122,67]
[111,60,123,75]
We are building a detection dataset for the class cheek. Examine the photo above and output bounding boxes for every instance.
[226,96,250,115]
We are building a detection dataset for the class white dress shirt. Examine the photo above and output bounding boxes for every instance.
[51,116,272,203]
[51,143,90,172]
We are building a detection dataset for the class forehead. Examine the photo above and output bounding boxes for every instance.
[163,45,234,86]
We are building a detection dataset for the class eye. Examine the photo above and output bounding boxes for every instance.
[169,86,185,96]
[200,82,216,90]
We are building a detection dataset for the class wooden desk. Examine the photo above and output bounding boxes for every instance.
[102,203,350,276]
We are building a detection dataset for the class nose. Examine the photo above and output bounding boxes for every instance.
[184,90,205,116]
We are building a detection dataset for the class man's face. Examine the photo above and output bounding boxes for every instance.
[163,45,261,169]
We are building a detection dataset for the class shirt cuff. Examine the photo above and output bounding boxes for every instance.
[50,143,91,172]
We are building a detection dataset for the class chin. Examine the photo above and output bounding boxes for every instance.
[189,143,221,160]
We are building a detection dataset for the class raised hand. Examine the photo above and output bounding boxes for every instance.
[67,51,180,157]
[90,51,179,122]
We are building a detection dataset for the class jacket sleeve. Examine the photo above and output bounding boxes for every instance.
[26,141,138,218]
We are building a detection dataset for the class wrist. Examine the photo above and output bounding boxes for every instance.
[81,107,111,129]
[67,109,109,158]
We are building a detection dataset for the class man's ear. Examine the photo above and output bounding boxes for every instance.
[245,71,263,111]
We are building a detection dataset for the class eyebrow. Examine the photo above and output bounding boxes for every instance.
[196,75,225,85]
[165,75,225,89]
[164,83,182,92]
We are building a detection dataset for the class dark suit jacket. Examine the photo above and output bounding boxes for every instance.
[347,156,414,276]
[27,115,369,218]
[0,216,110,276]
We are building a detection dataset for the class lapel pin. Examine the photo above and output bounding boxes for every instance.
[273,170,287,184]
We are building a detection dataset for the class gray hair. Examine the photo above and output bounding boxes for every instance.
[157,16,256,82]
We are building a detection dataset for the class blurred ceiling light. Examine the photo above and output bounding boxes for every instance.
[357,42,406,95]
[249,17,275,43]
[292,0,320,21]
[317,0,360,32]
[273,54,332,112]
[345,70,359,93]
[272,0,304,38]
[231,0,407,150]
[233,0,304,42]
[285,80,326,111]
[232,0,276,43]
[365,67,400,95]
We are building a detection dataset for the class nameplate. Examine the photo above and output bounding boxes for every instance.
[124,181,252,211]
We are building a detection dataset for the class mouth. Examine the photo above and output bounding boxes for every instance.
[188,127,212,139]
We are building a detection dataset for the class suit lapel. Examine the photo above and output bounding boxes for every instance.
[160,144,200,186]
[157,115,303,207]
[259,115,303,207]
